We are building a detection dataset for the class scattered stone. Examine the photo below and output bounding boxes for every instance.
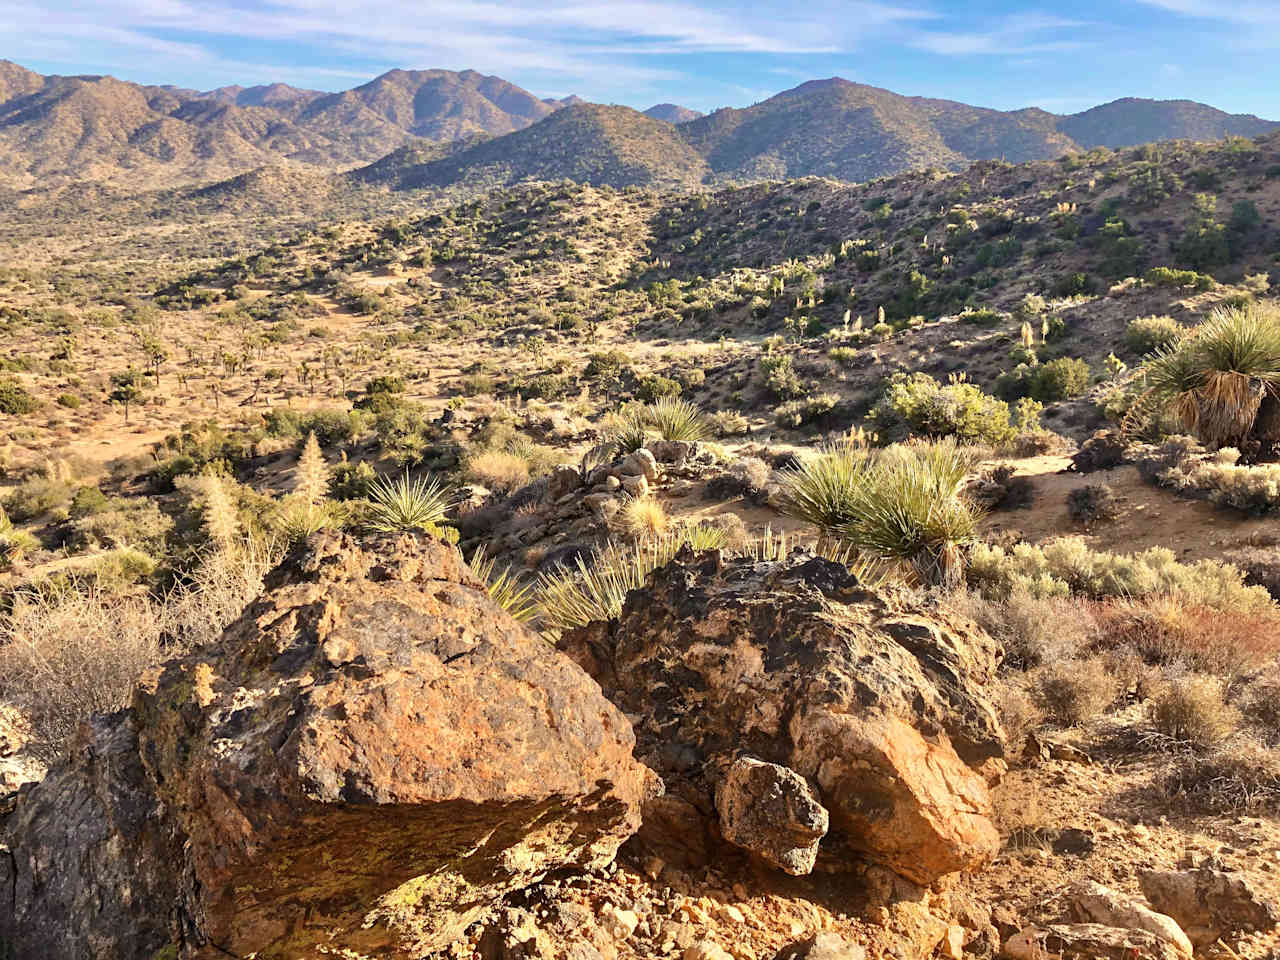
[715,756,828,876]
[599,904,640,941]
[685,941,734,960]
[648,440,695,465]
[621,474,649,498]
[548,465,584,500]
[1139,868,1280,947]
[774,932,868,960]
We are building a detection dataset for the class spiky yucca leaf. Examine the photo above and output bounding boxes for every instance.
[536,525,729,632]
[643,396,712,442]
[366,472,454,533]
[469,545,538,624]
[778,441,875,538]
[839,439,980,588]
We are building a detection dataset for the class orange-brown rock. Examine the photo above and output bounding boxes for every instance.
[561,548,1004,885]
[2,532,649,959]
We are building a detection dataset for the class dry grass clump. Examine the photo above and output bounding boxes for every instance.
[953,589,1097,669]
[1240,669,1280,743]
[1034,655,1120,728]
[619,496,669,540]
[1150,673,1240,749]
[1165,738,1280,813]
[1093,597,1280,684]
[996,680,1045,756]
[464,449,531,493]
[1066,483,1121,527]
[0,540,277,762]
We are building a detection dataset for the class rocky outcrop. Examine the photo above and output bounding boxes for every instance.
[0,704,44,819]
[1,532,649,960]
[561,548,1005,884]
[1139,868,1280,947]
[1002,924,1188,960]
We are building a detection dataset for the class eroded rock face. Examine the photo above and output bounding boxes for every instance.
[561,549,1004,885]
[2,533,649,960]
[1139,868,1280,947]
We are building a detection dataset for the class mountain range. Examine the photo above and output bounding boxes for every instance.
[2,58,1277,192]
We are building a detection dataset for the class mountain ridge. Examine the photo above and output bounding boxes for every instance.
[1,60,1277,192]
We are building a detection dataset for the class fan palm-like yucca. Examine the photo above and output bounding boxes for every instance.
[1142,302,1280,456]
[468,546,538,624]
[839,440,980,589]
[643,396,712,442]
[365,472,454,534]
[780,437,980,587]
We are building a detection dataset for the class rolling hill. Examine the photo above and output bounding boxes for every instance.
[0,61,564,189]
[644,103,704,124]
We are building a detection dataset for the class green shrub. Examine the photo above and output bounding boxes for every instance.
[759,354,804,400]
[775,393,840,428]
[1029,357,1090,402]
[1145,266,1215,291]
[967,537,1273,613]
[5,478,73,522]
[1125,315,1183,354]
[68,486,110,519]
[636,374,682,403]
[872,372,1014,445]
[0,378,38,415]
[56,393,81,409]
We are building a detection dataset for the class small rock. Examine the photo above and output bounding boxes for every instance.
[621,449,660,481]
[1066,880,1192,958]
[548,465,584,500]
[684,941,733,960]
[774,932,867,960]
[1003,924,1186,960]
[1139,868,1280,947]
[621,474,649,498]
[599,905,640,941]
[715,757,828,876]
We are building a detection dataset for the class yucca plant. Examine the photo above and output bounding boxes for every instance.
[536,525,730,632]
[468,545,538,624]
[778,438,875,542]
[1143,303,1280,454]
[365,472,455,534]
[274,498,341,545]
[839,439,980,588]
[643,396,711,442]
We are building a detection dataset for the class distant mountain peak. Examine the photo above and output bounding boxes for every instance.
[644,103,704,124]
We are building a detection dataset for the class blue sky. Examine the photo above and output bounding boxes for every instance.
[6,0,1280,118]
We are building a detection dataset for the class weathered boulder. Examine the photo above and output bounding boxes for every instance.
[2,533,649,960]
[1063,880,1192,958]
[1139,868,1280,947]
[561,549,1004,884]
[715,756,829,875]
[1002,924,1187,960]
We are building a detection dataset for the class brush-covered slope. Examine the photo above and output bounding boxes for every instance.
[391,103,710,190]
[0,63,565,188]
[1060,97,1280,148]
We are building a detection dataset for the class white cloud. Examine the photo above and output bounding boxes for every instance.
[908,11,1091,57]
[1133,0,1280,26]
[0,0,937,100]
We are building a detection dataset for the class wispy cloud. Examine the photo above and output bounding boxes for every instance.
[908,11,1090,57]
[1133,0,1280,26]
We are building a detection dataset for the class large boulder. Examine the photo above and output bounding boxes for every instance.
[560,549,1004,884]
[2,533,650,960]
